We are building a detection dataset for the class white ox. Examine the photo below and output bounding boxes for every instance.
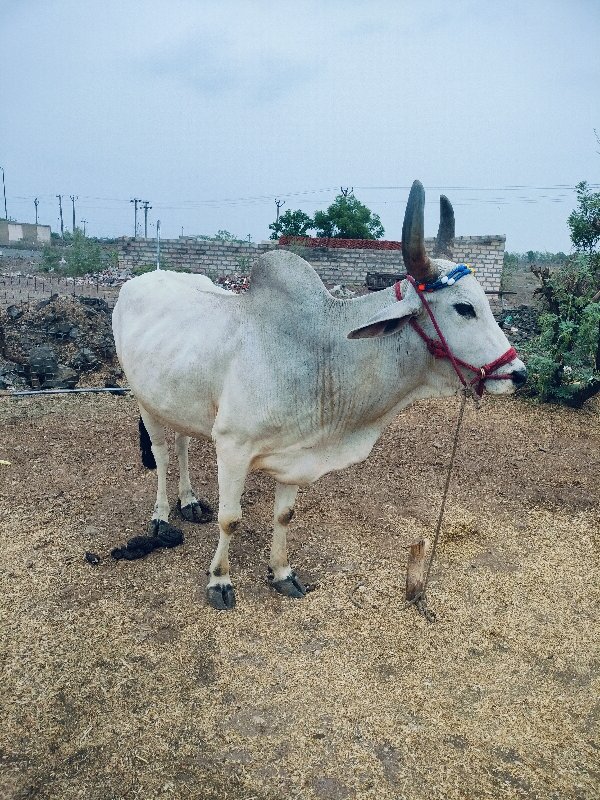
[112,181,526,609]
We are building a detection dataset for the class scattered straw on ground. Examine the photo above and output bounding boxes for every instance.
[0,393,598,800]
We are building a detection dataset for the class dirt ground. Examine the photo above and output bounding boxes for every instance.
[0,391,598,800]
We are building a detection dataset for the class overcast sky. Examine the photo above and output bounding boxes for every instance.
[1,0,598,252]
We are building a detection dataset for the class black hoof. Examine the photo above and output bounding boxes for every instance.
[270,572,307,599]
[207,584,236,610]
[150,520,185,546]
[178,499,214,523]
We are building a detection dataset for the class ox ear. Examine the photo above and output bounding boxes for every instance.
[347,289,421,339]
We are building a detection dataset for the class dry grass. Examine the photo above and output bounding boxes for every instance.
[0,393,598,800]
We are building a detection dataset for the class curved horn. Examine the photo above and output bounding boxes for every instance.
[402,180,438,282]
[433,194,455,258]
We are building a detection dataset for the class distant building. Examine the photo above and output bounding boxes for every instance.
[0,220,51,246]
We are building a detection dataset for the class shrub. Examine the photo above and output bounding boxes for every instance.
[41,229,110,276]
[524,255,600,407]
[522,179,600,407]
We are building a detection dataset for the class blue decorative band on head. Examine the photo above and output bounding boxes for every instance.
[422,263,474,292]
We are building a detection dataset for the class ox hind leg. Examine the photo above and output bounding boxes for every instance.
[269,482,306,598]
[139,408,170,527]
[174,433,213,523]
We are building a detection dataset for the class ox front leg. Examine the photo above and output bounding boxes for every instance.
[206,450,248,611]
[269,482,306,599]
[174,433,214,523]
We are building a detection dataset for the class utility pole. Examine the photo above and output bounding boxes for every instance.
[340,186,353,197]
[56,194,64,238]
[0,166,7,219]
[70,195,78,232]
[275,198,285,222]
[80,219,87,236]
[130,198,141,238]
[141,200,152,238]
[34,198,39,225]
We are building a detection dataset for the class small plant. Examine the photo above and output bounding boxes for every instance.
[132,263,158,276]
[214,230,246,244]
[237,256,252,272]
[40,243,62,272]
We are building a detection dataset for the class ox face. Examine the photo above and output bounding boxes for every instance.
[348,182,526,396]
[412,263,526,395]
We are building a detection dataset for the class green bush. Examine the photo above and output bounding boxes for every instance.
[41,229,111,276]
[523,180,600,407]
[524,255,600,407]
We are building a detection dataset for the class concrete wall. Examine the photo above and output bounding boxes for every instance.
[0,221,51,246]
[116,234,506,292]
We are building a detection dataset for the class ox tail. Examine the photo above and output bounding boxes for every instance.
[139,417,157,470]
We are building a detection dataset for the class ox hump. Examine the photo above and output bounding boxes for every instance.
[250,250,330,303]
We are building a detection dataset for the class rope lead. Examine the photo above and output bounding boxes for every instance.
[405,388,469,622]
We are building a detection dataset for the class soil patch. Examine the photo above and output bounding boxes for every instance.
[0,393,598,799]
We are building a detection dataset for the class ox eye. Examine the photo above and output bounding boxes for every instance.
[454,302,476,319]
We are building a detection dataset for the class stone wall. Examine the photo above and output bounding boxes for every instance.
[116,234,506,292]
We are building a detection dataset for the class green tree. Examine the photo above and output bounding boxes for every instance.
[268,209,314,240]
[312,193,385,239]
[568,181,600,254]
[524,182,600,407]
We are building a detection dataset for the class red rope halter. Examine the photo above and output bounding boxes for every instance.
[395,276,518,398]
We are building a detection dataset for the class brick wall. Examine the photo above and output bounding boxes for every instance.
[116,234,505,292]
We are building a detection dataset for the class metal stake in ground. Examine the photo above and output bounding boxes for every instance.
[156,219,161,270]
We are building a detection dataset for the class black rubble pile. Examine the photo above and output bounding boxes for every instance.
[495,305,541,346]
[215,273,250,293]
[0,295,120,390]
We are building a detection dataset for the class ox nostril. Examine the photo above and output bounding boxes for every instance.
[511,368,527,387]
